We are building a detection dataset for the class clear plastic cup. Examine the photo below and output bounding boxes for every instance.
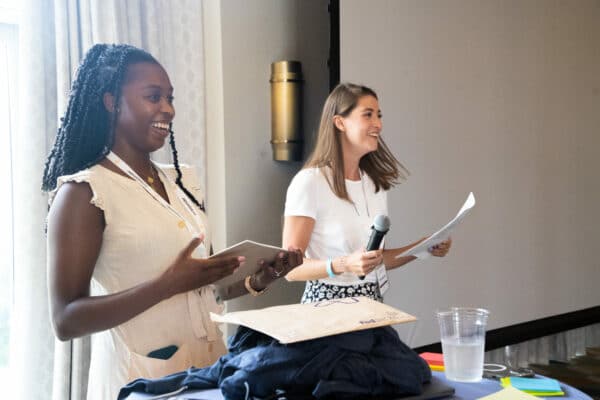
[436,307,489,382]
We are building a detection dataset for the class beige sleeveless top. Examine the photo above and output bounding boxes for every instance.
[51,163,227,400]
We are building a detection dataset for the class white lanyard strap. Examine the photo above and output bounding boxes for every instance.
[106,151,204,237]
[154,162,207,227]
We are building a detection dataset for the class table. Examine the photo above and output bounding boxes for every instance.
[126,371,593,399]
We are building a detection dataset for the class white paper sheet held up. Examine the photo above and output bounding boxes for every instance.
[396,192,476,259]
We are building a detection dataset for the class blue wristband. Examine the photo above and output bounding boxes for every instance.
[326,258,336,278]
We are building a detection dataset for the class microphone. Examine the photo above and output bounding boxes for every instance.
[360,214,391,279]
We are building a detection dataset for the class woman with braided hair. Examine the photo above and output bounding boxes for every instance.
[43,43,302,399]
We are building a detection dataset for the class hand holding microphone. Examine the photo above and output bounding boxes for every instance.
[358,214,390,279]
[327,215,388,278]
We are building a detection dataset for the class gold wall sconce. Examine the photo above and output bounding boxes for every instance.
[270,60,303,161]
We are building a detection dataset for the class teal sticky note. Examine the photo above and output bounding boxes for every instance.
[509,377,562,392]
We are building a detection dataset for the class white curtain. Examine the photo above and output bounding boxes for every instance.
[10,2,58,400]
[10,1,207,399]
[53,0,208,180]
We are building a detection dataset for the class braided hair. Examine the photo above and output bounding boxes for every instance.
[42,43,204,212]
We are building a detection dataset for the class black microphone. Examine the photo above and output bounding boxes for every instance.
[360,214,391,279]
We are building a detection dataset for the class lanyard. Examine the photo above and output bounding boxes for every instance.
[106,151,206,240]
[351,171,371,218]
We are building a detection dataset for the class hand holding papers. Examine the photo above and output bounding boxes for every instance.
[210,240,285,299]
[397,192,476,259]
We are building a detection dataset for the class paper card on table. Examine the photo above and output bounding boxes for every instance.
[210,296,416,344]
[397,192,476,259]
[501,377,563,393]
[477,386,540,400]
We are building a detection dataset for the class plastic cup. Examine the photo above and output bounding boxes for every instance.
[436,307,489,382]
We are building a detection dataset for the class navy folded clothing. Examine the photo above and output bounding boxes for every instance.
[118,326,431,400]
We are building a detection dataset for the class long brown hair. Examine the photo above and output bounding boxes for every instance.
[305,82,409,202]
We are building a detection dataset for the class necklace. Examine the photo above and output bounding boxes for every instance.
[351,171,371,217]
[146,165,158,186]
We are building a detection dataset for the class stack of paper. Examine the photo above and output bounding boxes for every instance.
[420,352,445,371]
[500,377,564,397]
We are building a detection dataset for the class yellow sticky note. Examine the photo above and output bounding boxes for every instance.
[478,386,540,400]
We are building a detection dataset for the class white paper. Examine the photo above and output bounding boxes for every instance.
[210,240,285,300]
[396,192,476,259]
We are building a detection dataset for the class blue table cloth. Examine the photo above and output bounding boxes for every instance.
[126,371,593,399]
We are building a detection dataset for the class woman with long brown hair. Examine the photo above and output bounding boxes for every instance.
[283,82,451,303]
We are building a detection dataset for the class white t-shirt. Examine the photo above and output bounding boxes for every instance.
[284,167,388,285]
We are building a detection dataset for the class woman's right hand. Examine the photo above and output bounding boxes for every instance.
[160,235,243,298]
[333,249,383,276]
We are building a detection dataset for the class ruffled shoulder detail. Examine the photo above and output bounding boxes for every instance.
[49,167,106,211]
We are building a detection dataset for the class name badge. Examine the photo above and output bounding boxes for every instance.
[375,264,389,295]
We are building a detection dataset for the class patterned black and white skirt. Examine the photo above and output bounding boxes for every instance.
[300,280,383,303]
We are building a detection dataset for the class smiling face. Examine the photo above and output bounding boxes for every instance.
[108,62,175,155]
[335,94,382,159]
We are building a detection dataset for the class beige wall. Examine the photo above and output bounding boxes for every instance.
[341,0,600,346]
[204,0,330,317]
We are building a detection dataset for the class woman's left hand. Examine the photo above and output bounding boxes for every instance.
[252,247,304,290]
[429,237,452,257]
